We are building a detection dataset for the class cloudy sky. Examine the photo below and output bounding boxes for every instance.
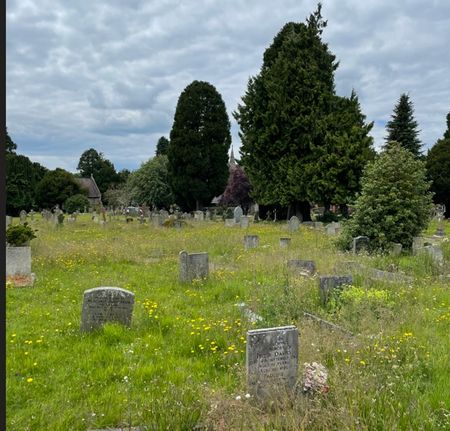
[6,0,450,173]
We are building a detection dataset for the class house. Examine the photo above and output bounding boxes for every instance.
[76,175,102,207]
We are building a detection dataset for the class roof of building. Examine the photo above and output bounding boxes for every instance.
[76,175,101,199]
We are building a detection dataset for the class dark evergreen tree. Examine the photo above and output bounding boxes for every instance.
[234,5,340,220]
[6,127,17,153]
[77,148,119,194]
[426,111,450,217]
[168,80,231,210]
[36,168,84,209]
[156,136,170,156]
[385,93,422,157]
[307,91,375,216]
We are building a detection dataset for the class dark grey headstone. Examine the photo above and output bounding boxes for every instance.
[287,259,316,276]
[244,234,259,250]
[247,326,298,399]
[80,287,135,332]
[352,236,369,254]
[319,276,353,305]
[179,251,209,282]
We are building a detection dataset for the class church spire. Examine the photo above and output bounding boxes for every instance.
[229,146,236,168]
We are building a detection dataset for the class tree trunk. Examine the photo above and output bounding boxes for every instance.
[295,201,311,222]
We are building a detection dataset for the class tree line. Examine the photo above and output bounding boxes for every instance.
[6,4,450,218]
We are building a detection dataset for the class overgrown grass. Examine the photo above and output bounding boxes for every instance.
[6,216,450,430]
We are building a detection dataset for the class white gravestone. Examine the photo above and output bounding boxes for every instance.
[234,206,243,223]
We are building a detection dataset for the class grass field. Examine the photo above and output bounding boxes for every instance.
[6,215,450,430]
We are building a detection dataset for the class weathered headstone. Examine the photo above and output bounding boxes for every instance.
[352,236,369,254]
[419,245,444,264]
[325,224,338,235]
[279,237,291,248]
[412,236,424,255]
[319,275,353,305]
[152,214,162,227]
[6,246,32,277]
[314,221,323,230]
[6,215,12,229]
[288,216,300,232]
[179,251,209,283]
[224,218,235,227]
[19,210,27,224]
[80,287,135,332]
[434,204,446,237]
[240,216,249,228]
[391,243,403,256]
[302,221,314,228]
[244,234,259,250]
[246,326,298,399]
[193,211,204,221]
[234,206,244,223]
[205,210,211,221]
[287,259,316,276]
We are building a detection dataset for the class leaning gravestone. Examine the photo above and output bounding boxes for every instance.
[352,236,369,254]
[244,234,259,250]
[19,210,27,224]
[240,216,249,228]
[80,287,135,332]
[319,275,353,305]
[179,251,209,283]
[288,216,300,232]
[280,237,291,248]
[247,325,298,399]
[234,206,244,223]
[287,259,316,276]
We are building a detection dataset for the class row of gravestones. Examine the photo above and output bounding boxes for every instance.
[79,276,352,400]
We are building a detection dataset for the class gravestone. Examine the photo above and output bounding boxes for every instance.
[152,214,162,227]
[80,287,135,332]
[224,218,235,227]
[234,206,243,223]
[279,237,291,248]
[352,236,369,254]
[302,221,314,228]
[19,210,27,224]
[244,235,259,250]
[314,221,323,230]
[6,246,32,277]
[288,216,300,232]
[419,245,444,264]
[205,210,211,221]
[434,204,446,237]
[193,211,204,221]
[179,251,209,283]
[6,216,11,229]
[326,224,338,235]
[412,236,424,255]
[287,259,316,276]
[391,243,403,256]
[240,216,249,228]
[319,275,353,305]
[246,326,298,399]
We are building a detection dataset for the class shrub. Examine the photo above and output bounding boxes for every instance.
[64,194,90,213]
[6,223,37,246]
[338,143,434,252]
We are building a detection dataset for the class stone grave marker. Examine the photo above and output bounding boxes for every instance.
[225,218,235,227]
[80,287,135,332]
[244,234,259,250]
[352,236,369,254]
[279,237,291,248]
[314,221,323,230]
[234,206,243,223]
[391,243,403,256]
[240,216,249,228]
[6,215,11,229]
[319,275,353,305]
[205,210,211,221]
[419,245,444,264]
[288,216,300,232]
[193,210,204,221]
[434,204,446,237]
[302,221,314,228]
[246,325,298,399]
[412,236,424,255]
[179,251,209,283]
[152,214,162,227]
[287,259,316,276]
[19,210,27,224]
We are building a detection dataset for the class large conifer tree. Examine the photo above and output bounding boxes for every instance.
[168,80,231,210]
[234,4,373,220]
[385,93,422,157]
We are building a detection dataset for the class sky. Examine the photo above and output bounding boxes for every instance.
[6,0,450,173]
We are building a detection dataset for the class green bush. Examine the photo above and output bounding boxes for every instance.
[6,223,37,246]
[64,194,90,213]
[338,143,434,252]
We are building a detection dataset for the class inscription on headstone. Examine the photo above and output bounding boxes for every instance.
[247,326,298,399]
[244,234,259,250]
[179,251,209,283]
[80,287,134,332]
[352,236,369,254]
[319,276,353,305]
